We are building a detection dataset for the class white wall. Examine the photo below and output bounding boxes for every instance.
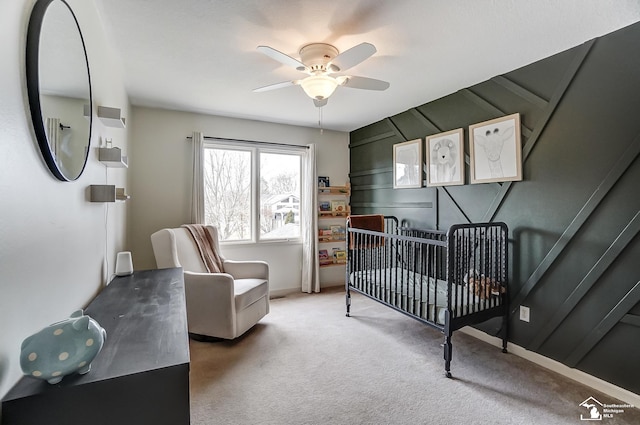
[129,106,349,294]
[0,0,129,400]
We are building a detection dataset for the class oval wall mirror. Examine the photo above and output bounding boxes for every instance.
[26,0,92,181]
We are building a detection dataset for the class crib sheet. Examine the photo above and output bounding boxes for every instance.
[349,267,483,324]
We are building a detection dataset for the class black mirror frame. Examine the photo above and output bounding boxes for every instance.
[26,0,93,182]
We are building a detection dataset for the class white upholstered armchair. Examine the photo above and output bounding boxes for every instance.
[150,225,269,340]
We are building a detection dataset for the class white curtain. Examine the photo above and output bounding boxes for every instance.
[46,117,60,159]
[301,143,320,293]
[190,131,205,224]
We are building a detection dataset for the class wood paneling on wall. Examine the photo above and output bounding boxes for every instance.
[350,22,640,394]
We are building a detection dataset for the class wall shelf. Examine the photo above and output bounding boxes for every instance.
[98,147,128,168]
[318,185,350,195]
[90,185,130,202]
[319,262,347,269]
[319,237,346,243]
[97,106,126,128]
[318,209,351,218]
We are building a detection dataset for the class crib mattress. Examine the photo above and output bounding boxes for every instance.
[349,267,484,325]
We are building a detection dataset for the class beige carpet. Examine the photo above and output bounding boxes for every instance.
[189,288,640,425]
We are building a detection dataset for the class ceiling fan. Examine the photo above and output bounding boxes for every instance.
[253,42,390,107]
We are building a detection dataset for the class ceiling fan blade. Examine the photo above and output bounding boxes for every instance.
[340,75,390,91]
[329,42,376,72]
[253,80,297,93]
[257,46,306,71]
[313,98,328,108]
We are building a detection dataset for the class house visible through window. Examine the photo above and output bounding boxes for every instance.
[203,143,302,242]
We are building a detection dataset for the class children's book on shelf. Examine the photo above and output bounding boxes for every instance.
[330,225,345,241]
[318,249,333,265]
[318,176,330,187]
[319,201,331,212]
[319,228,333,241]
[332,248,347,263]
[331,200,347,213]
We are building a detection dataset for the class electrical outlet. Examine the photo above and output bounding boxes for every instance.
[519,306,530,322]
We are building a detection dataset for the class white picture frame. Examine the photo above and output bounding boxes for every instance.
[469,113,522,184]
[393,139,422,189]
[426,128,464,187]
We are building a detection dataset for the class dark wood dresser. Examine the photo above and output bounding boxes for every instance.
[1,268,190,425]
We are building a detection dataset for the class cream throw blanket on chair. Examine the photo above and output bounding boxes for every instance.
[182,224,224,273]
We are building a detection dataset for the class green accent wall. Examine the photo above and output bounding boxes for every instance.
[350,22,640,394]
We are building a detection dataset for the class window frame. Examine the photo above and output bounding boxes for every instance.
[203,140,305,246]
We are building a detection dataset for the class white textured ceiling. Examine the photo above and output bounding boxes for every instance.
[93,0,640,132]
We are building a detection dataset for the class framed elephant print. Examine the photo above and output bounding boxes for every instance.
[426,128,464,187]
[469,113,522,184]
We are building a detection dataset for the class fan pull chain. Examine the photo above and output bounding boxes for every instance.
[318,106,324,135]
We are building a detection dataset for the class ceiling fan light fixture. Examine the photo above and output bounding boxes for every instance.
[300,75,339,100]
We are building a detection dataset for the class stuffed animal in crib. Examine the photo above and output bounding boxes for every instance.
[468,275,505,299]
[464,270,505,299]
[20,309,107,384]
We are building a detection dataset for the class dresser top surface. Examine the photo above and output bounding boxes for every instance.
[3,268,189,401]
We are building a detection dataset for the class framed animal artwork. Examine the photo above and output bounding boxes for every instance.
[393,139,422,189]
[469,113,522,184]
[425,128,464,187]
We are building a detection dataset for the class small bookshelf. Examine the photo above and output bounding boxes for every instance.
[317,182,350,273]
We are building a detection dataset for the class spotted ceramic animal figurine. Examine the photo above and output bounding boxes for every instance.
[20,309,107,384]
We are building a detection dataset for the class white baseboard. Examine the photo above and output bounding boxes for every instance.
[459,326,640,407]
[270,283,344,299]
[269,288,300,299]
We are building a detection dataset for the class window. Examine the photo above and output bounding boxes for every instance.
[203,142,302,243]
[203,147,251,240]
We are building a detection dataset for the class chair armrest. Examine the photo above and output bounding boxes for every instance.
[184,271,234,293]
[183,271,236,336]
[223,260,269,280]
